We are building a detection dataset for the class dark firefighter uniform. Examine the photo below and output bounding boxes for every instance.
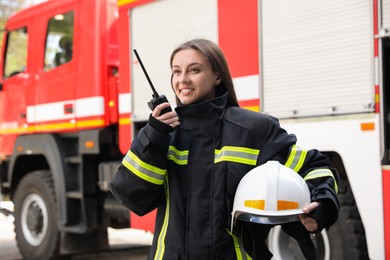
[111,93,340,260]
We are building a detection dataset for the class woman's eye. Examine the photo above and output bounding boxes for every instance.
[172,70,181,75]
[190,68,200,73]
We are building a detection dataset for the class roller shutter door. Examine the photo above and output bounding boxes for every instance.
[383,0,390,29]
[130,0,218,121]
[261,0,374,118]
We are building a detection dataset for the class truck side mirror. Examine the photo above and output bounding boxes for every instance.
[0,83,3,91]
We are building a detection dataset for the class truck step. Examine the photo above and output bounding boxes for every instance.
[65,156,81,164]
[66,191,82,199]
[62,224,87,234]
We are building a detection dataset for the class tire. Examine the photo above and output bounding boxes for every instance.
[267,178,369,260]
[326,177,369,260]
[13,170,60,260]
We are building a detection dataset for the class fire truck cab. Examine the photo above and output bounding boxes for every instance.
[0,0,155,258]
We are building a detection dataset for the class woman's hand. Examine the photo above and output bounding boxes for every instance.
[299,202,320,232]
[152,102,180,128]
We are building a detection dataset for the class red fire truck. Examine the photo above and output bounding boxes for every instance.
[0,0,388,259]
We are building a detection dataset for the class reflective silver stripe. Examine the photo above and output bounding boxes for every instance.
[215,146,259,165]
[167,146,189,165]
[304,168,339,193]
[227,229,252,260]
[122,150,166,185]
[285,145,307,172]
[155,176,170,260]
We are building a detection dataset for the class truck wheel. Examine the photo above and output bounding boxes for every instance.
[13,170,60,260]
[267,178,369,259]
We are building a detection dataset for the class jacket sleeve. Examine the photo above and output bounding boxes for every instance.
[110,115,174,216]
[259,116,340,231]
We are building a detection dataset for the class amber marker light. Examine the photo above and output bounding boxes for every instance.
[360,122,375,131]
[85,141,95,149]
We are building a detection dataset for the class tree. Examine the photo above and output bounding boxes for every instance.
[0,0,25,21]
[0,0,45,47]
[0,0,45,74]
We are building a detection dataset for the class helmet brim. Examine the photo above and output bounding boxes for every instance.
[236,212,301,225]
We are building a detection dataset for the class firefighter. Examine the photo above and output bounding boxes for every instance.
[111,38,339,259]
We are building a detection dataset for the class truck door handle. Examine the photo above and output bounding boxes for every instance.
[64,104,74,114]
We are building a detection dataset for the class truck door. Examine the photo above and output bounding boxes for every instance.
[0,26,31,155]
[31,9,77,132]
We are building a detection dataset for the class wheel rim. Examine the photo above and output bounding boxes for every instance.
[20,193,49,246]
[268,225,331,260]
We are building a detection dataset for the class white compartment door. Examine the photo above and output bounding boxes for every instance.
[130,0,218,121]
[261,0,374,118]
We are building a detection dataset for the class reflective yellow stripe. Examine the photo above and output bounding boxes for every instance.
[245,200,265,210]
[155,177,170,260]
[304,168,339,193]
[0,118,105,134]
[227,229,252,260]
[167,146,189,165]
[122,150,166,185]
[119,117,131,126]
[118,0,138,6]
[215,146,259,165]
[285,145,307,172]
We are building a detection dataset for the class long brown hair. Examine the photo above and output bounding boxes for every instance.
[170,39,239,107]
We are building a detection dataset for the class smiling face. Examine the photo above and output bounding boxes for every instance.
[171,48,221,105]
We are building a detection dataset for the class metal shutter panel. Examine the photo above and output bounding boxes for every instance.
[383,0,390,29]
[131,0,218,121]
[261,0,374,118]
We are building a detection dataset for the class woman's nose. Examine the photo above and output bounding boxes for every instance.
[179,73,189,84]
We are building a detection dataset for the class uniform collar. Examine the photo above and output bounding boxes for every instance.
[175,93,228,118]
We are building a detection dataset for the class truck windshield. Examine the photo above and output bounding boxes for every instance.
[3,27,27,78]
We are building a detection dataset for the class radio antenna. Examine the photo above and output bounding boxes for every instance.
[133,49,159,98]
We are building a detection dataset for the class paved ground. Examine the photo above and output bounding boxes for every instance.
[0,202,153,260]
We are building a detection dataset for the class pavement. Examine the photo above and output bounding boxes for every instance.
[0,201,153,260]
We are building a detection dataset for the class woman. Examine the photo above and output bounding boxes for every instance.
[111,39,339,259]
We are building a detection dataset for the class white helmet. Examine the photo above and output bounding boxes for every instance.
[231,161,311,231]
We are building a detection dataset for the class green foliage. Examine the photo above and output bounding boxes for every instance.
[0,0,45,48]
[0,0,44,73]
[4,28,27,78]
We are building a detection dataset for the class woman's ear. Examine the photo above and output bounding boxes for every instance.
[215,74,222,85]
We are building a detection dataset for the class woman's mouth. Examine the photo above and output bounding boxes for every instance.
[180,88,194,94]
